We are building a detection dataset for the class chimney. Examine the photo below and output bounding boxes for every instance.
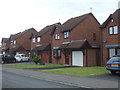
[118,1,120,9]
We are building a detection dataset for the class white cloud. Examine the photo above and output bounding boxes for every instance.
[0,0,119,44]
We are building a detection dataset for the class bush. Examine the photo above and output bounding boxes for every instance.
[32,56,45,65]
[32,56,41,64]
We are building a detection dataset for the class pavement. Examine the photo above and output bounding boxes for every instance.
[2,66,119,89]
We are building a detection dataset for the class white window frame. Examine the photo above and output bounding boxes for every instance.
[54,49,61,58]
[109,27,113,34]
[117,49,120,55]
[11,41,13,45]
[109,26,118,35]
[113,26,118,34]
[14,40,16,44]
[32,38,36,43]
[37,37,40,42]
[3,43,6,46]
[64,32,69,39]
[55,34,60,40]
[109,49,115,58]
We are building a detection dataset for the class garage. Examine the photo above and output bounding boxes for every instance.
[72,51,83,66]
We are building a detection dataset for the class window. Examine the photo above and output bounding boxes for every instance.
[32,38,36,43]
[109,27,113,34]
[109,49,115,58]
[3,43,6,46]
[109,26,118,35]
[114,26,118,34]
[93,33,96,41]
[55,34,60,40]
[14,40,16,44]
[10,41,13,45]
[54,49,61,58]
[37,37,40,42]
[64,32,69,39]
[117,49,120,55]
[109,48,120,58]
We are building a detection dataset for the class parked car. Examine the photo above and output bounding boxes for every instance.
[15,54,30,62]
[106,55,120,74]
[1,54,16,64]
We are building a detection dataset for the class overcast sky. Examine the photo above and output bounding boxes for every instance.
[0,0,119,44]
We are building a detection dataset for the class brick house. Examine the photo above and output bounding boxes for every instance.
[100,9,120,66]
[31,23,61,63]
[1,38,10,54]
[51,13,100,66]
[9,28,37,56]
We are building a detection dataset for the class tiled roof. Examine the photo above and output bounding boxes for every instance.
[61,13,94,32]
[112,9,120,25]
[2,47,9,51]
[10,28,37,40]
[59,40,91,50]
[33,43,51,51]
[10,32,21,41]
[36,23,61,37]
[10,46,25,52]
[100,9,120,29]
[2,38,9,43]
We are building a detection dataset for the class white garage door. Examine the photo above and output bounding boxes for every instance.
[72,51,83,66]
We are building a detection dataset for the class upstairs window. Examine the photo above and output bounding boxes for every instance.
[3,43,6,46]
[32,38,36,43]
[55,34,60,40]
[37,37,40,42]
[109,26,118,35]
[13,40,16,45]
[10,41,13,45]
[64,32,69,39]
[114,26,118,34]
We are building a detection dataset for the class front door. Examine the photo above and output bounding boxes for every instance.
[41,51,49,63]
[65,50,69,64]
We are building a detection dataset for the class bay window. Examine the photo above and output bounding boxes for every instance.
[54,49,61,58]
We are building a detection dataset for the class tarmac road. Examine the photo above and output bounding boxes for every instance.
[2,71,80,88]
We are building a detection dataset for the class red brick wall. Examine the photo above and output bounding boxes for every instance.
[51,27,71,64]
[41,30,53,44]
[17,30,36,49]
[102,20,119,66]
[31,38,38,49]
[52,14,100,66]
[70,15,100,46]
[10,29,36,55]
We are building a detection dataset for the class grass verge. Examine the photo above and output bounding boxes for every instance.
[41,66,110,77]
[3,63,64,69]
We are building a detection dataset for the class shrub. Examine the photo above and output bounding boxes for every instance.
[32,56,41,64]
[32,56,45,65]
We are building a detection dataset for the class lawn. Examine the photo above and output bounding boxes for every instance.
[42,66,110,77]
[4,63,64,69]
